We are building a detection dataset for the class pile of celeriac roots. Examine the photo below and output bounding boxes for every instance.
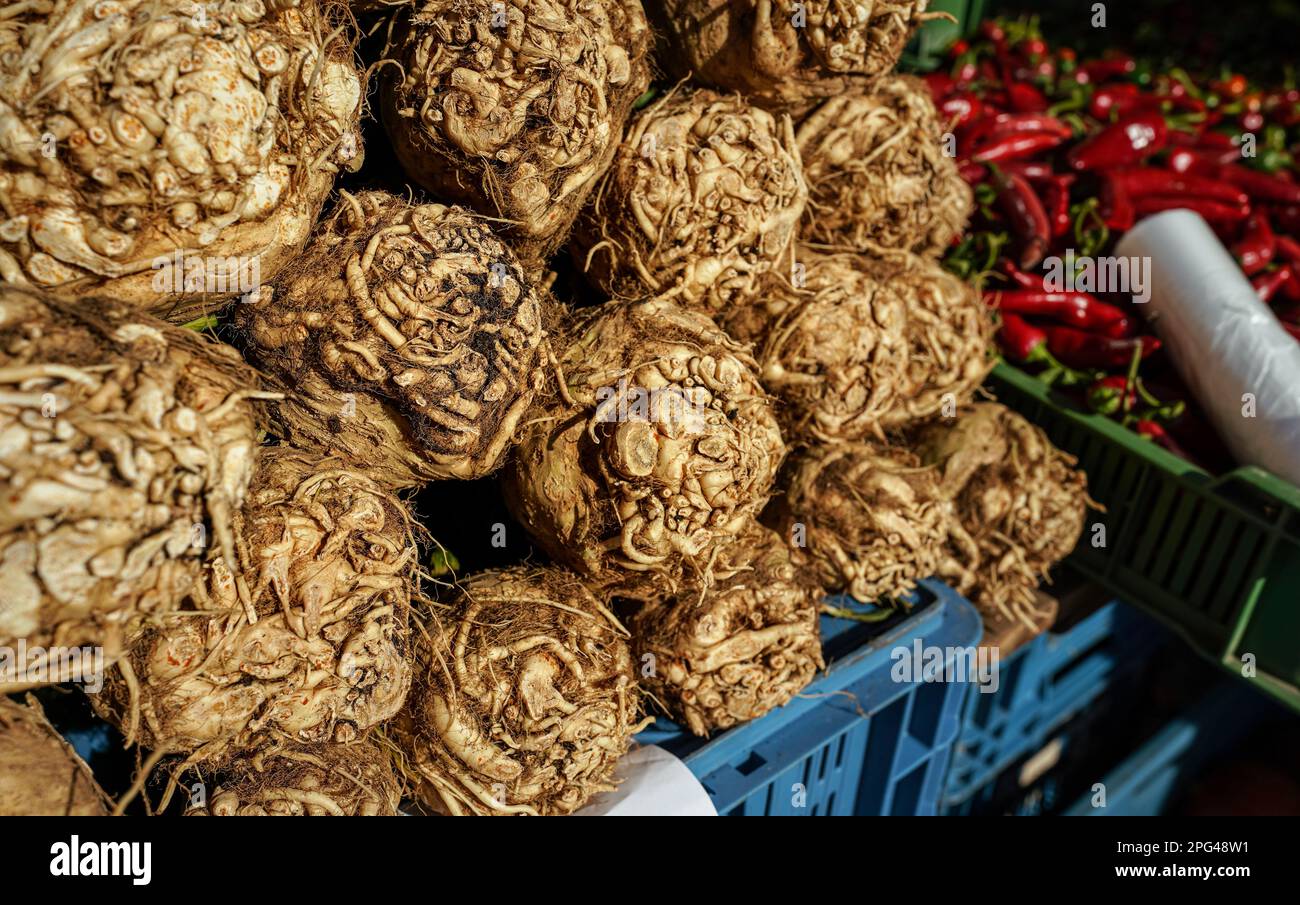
[0,0,1089,816]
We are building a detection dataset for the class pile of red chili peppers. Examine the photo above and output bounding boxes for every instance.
[931,17,1300,465]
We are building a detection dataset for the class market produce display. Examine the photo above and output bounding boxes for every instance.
[396,567,650,816]
[0,0,365,321]
[0,3,1145,817]
[627,524,823,736]
[0,289,268,690]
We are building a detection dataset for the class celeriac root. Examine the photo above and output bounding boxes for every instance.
[797,76,972,257]
[0,0,365,321]
[767,441,954,604]
[396,567,648,816]
[0,695,108,815]
[913,403,1091,628]
[573,88,807,314]
[381,0,651,265]
[238,191,546,489]
[627,523,823,736]
[504,298,786,590]
[186,739,401,816]
[93,446,417,763]
[0,288,264,689]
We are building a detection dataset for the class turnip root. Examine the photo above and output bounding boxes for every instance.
[504,298,785,590]
[381,0,651,265]
[797,77,972,257]
[649,0,931,112]
[0,695,108,815]
[767,441,952,604]
[395,567,649,816]
[93,447,416,767]
[880,255,994,429]
[237,191,546,489]
[723,251,909,443]
[572,89,807,315]
[913,403,1090,628]
[0,288,265,690]
[0,0,364,322]
[627,524,822,736]
[186,740,401,816]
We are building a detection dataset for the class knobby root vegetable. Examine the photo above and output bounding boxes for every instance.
[237,191,546,489]
[627,524,823,736]
[724,251,909,443]
[504,298,785,590]
[0,695,108,815]
[395,567,650,816]
[913,402,1090,629]
[0,0,365,322]
[186,739,401,816]
[0,288,266,691]
[767,441,953,604]
[880,255,994,429]
[649,0,931,112]
[93,447,417,774]
[381,0,651,265]
[797,76,972,257]
[573,89,807,315]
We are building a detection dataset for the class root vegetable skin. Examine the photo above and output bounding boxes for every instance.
[629,525,823,736]
[0,289,263,688]
[768,442,953,604]
[650,0,930,112]
[797,77,972,257]
[397,567,646,816]
[381,0,651,264]
[726,251,909,443]
[0,696,107,815]
[187,740,402,816]
[504,298,785,589]
[880,256,994,429]
[0,0,365,321]
[238,191,546,489]
[574,89,807,314]
[914,403,1090,628]
[94,447,417,761]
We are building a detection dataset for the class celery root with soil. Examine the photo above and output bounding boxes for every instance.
[0,289,268,690]
[395,566,650,816]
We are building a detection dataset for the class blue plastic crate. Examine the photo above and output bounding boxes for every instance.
[943,598,1167,812]
[1064,680,1276,816]
[637,579,983,816]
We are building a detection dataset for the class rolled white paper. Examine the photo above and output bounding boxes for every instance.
[576,744,717,816]
[1115,210,1300,485]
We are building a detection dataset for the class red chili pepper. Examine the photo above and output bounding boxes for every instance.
[1081,57,1136,83]
[1270,204,1300,234]
[1044,326,1161,369]
[1110,168,1249,206]
[923,72,955,99]
[948,39,970,58]
[994,290,1131,335]
[971,131,1065,164]
[992,168,1051,268]
[1131,195,1251,223]
[1087,375,1138,415]
[1194,130,1239,150]
[963,112,1072,148]
[1043,175,1073,239]
[1166,147,1239,175]
[1087,84,1154,120]
[1100,173,1136,230]
[998,312,1052,362]
[1252,266,1293,303]
[958,161,987,183]
[1068,113,1169,171]
[1000,260,1045,289]
[1135,420,1191,459]
[1007,81,1049,113]
[1002,160,1057,183]
[1217,164,1300,205]
[1274,234,1300,268]
[1233,211,1276,274]
[939,93,983,128]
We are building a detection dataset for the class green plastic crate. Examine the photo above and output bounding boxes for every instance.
[987,363,1300,714]
[902,0,986,71]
